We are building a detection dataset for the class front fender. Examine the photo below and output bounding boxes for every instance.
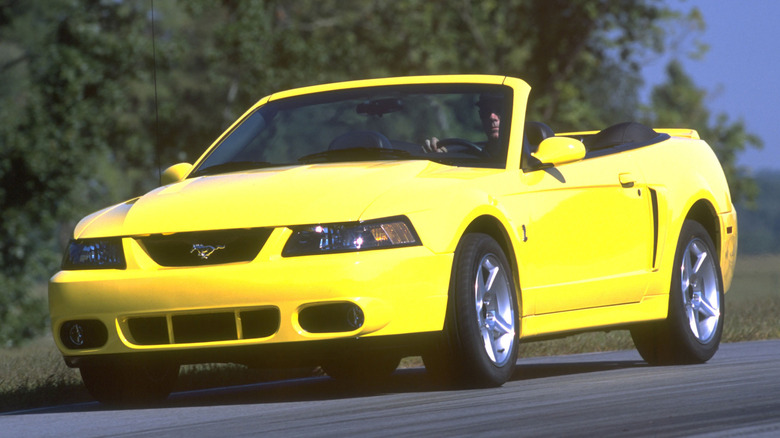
[410,192,522,255]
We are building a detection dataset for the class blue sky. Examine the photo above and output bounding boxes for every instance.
[642,0,780,172]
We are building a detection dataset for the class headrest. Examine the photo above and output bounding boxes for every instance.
[586,122,657,151]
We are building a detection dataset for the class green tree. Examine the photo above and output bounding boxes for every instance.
[0,0,156,345]
[155,0,687,160]
[0,0,764,345]
[736,171,780,253]
[646,60,762,204]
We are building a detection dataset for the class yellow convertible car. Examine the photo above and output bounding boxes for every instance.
[49,75,737,404]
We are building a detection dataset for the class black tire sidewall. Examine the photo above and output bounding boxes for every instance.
[451,233,519,386]
[668,220,725,363]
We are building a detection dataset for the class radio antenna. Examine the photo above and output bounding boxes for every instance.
[150,0,162,184]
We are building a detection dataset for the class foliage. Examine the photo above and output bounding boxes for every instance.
[0,0,763,346]
[166,0,680,146]
[0,0,156,345]
[736,171,780,254]
[645,60,763,204]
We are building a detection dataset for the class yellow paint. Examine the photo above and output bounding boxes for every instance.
[49,75,736,358]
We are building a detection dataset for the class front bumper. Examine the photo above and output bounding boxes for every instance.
[49,231,453,363]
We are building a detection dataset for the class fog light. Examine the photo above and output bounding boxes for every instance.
[299,303,365,333]
[68,323,86,346]
[347,305,364,330]
[60,320,108,349]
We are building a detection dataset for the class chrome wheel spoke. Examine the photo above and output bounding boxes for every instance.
[480,325,497,362]
[475,258,497,315]
[693,294,720,319]
[491,313,514,337]
[681,253,692,292]
[686,303,700,338]
[475,281,486,315]
[474,253,515,366]
[690,242,707,275]
[481,257,499,293]
[680,237,721,343]
[480,319,514,363]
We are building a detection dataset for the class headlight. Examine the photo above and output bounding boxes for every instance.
[282,216,420,257]
[62,238,126,270]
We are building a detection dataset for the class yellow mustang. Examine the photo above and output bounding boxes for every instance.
[49,75,737,404]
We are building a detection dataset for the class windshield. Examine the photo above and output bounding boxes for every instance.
[191,84,513,177]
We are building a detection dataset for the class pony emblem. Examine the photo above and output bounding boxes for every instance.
[191,244,225,260]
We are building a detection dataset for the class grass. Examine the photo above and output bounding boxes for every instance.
[0,337,89,412]
[720,253,780,341]
[2,254,778,413]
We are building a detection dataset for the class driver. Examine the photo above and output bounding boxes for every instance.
[422,94,503,156]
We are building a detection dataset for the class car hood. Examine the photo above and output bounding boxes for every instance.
[75,160,464,238]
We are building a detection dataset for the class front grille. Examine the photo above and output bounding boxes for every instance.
[128,316,168,345]
[172,313,237,343]
[125,307,280,346]
[138,228,272,267]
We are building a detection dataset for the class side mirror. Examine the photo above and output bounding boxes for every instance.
[530,137,586,169]
[160,162,193,186]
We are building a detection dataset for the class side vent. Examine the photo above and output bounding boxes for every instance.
[650,188,659,268]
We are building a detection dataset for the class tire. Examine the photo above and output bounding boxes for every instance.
[80,358,179,406]
[631,220,724,365]
[321,354,400,384]
[424,233,519,387]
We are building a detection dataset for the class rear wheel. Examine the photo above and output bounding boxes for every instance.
[424,233,519,387]
[80,358,179,406]
[631,220,724,365]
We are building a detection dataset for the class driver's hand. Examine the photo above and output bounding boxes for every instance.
[422,137,448,153]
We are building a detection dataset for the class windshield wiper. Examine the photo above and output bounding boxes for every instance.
[298,147,413,164]
[190,161,276,177]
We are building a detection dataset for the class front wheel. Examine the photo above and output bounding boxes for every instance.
[425,233,519,387]
[631,220,724,365]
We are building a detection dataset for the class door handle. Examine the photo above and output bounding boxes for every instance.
[618,172,636,187]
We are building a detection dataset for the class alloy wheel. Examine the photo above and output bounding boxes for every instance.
[474,253,516,366]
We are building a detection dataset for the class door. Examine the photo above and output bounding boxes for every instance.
[507,151,654,314]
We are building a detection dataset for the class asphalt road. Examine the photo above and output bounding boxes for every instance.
[4,340,780,437]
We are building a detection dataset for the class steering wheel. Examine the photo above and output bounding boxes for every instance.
[438,138,483,153]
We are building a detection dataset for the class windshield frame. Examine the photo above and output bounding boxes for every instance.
[190,82,515,177]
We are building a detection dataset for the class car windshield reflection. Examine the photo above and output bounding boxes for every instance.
[191,84,513,176]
